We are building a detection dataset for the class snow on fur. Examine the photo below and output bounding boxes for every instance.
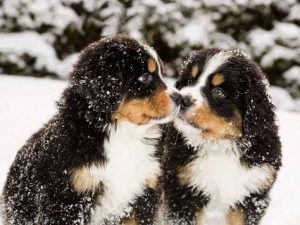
[0,75,300,224]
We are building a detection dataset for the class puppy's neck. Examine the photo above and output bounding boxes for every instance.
[197,138,239,159]
[108,121,161,144]
[174,118,239,157]
[91,121,162,223]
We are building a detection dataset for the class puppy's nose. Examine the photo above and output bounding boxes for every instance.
[181,95,193,109]
[170,92,182,107]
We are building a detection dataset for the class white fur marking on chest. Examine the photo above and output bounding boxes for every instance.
[90,122,161,224]
[185,140,274,209]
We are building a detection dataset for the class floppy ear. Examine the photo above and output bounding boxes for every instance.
[60,41,125,129]
[239,63,281,168]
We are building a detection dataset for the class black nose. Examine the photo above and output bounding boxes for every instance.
[181,95,193,109]
[170,92,182,106]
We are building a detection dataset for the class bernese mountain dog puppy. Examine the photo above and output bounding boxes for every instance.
[163,49,282,225]
[3,35,181,225]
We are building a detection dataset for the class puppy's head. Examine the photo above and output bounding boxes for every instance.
[175,48,276,145]
[70,35,180,127]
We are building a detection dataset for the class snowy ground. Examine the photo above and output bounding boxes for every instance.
[0,75,300,224]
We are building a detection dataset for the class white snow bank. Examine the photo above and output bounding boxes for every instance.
[0,0,81,32]
[274,22,300,48]
[261,110,300,225]
[0,75,66,191]
[283,66,300,85]
[0,32,79,78]
[269,86,298,111]
[261,45,298,68]
[247,28,275,57]
[0,75,300,225]
[287,3,300,22]
[202,0,275,7]
[248,22,300,67]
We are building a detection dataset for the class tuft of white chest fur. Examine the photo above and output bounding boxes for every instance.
[181,140,275,225]
[89,122,161,224]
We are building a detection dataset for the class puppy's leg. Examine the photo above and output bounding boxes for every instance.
[227,208,245,225]
[122,215,138,225]
[195,208,204,225]
[240,191,270,225]
[133,187,160,225]
[165,184,207,225]
[34,190,94,225]
[3,193,36,225]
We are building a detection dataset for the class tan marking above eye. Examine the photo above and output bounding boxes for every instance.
[191,65,199,77]
[212,73,225,86]
[147,58,157,73]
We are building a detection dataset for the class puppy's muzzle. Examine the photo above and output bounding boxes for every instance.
[175,94,194,112]
[170,92,183,107]
[181,95,193,108]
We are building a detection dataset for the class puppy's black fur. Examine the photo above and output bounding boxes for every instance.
[163,49,282,225]
[3,35,176,225]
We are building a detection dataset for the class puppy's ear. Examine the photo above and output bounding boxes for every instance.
[242,69,271,138]
[68,41,125,127]
[240,63,281,167]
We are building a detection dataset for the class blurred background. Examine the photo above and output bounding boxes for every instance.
[0,1,300,225]
[0,0,299,106]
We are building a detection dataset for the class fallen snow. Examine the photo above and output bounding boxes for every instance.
[261,45,298,69]
[0,32,79,78]
[0,75,66,190]
[0,0,81,32]
[0,75,300,224]
[247,22,300,69]
[288,4,300,22]
[261,110,300,225]
[269,86,298,111]
[283,66,300,85]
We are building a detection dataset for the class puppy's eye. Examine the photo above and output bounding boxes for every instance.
[138,73,153,85]
[212,87,226,99]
